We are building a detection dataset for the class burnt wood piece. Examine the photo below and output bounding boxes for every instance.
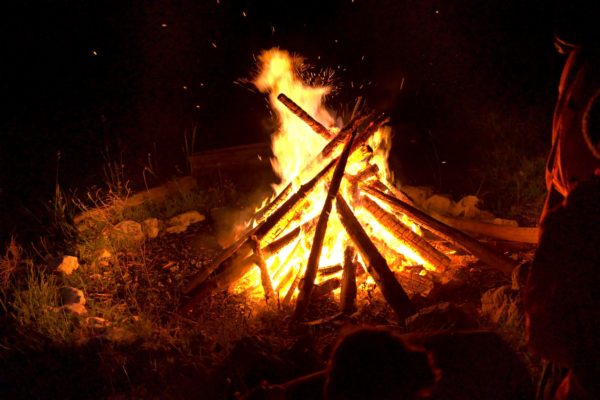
[318,264,343,277]
[251,235,275,304]
[311,277,341,300]
[350,96,364,120]
[336,194,414,320]
[370,179,414,205]
[395,268,435,297]
[294,131,356,320]
[182,224,259,295]
[182,157,336,297]
[277,93,333,140]
[283,267,302,306]
[429,212,539,244]
[341,246,357,314]
[360,195,451,271]
[362,186,518,274]
[253,184,293,225]
[180,226,304,312]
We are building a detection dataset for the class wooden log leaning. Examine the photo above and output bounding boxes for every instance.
[182,157,337,297]
[251,235,275,304]
[180,225,303,312]
[361,186,518,274]
[277,93,333,140]
[294,131,356,321]
[360,195,451,271]
[250,111,379,227]
[336,194,414,320]
[340,246,357,314]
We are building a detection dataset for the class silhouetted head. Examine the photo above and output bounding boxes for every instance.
[324,328,437,400]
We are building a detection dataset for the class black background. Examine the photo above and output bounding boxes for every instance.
[0,0,561,245]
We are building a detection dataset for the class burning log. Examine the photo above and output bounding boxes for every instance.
[340,246,357,314]
[180,225,303,311]
[277,93,333,140]
[360,195,451,271]
[395,268,435,297]
[311,277,341,300]
[251,235,275,304]
[294,131,357,320]
[362,186,518,274]
[336,194,414,320]
[182,158,337,297]
[250,111,380,227]
[318,265,343,277]
[283,267,302,306]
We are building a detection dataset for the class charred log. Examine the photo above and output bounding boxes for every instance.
[294,131,356,320]
[360,195,451,271]
[336,194,414,320]
[362,185,518,274]
[277,93,333,140]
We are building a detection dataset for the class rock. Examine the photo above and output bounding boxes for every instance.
[58,286,87,316]
[166,210,205,234]
[56,256,80,275]
[405,302,479,331]
[85,316,111,329]
[481,285,524,334]
[112,220,145,243]
[142,217,160,239]
[60,286,86,306]
[63,303,87,316]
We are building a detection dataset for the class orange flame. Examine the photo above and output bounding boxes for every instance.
[233,48,444,303]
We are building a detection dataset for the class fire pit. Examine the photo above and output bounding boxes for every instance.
[181,49,516,321]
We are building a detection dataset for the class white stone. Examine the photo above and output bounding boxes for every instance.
[166,210,205,234]
[56,256,79,275]
[142,218,160,239]
[112,220,145,242]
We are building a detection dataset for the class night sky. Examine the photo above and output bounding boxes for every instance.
[1,0,561,244]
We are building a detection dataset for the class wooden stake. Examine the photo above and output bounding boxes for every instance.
[277,93,333,140]
[360,195,451,271]
[361,185,518,274]
[340,246,357,314]
[251,235,275,304]
[336,194,414,320]
[293,130,357,321]
[182,158,336,297]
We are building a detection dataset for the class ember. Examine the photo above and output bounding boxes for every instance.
[182,49,516,320]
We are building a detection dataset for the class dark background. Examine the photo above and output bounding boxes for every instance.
[0,0,561,246]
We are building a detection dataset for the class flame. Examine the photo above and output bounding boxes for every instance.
[254,49,334,192]
[233,48,446,304]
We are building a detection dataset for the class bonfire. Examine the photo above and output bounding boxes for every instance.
[181,49,516,321]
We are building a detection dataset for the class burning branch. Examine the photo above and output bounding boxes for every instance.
[360,195,451,271]
[336,194,414,320]
[361,185,518,274]
[294,130,357,320]
[277,93,333,140]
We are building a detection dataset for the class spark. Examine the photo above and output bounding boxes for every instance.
[161,23,167,28]
[182,85,188,90]
[400,77,405,90]
[211,42,218,48]
[435,10,439,14]
[195,104,201,109]
[242,11,247,17]
[91,50,98,56]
